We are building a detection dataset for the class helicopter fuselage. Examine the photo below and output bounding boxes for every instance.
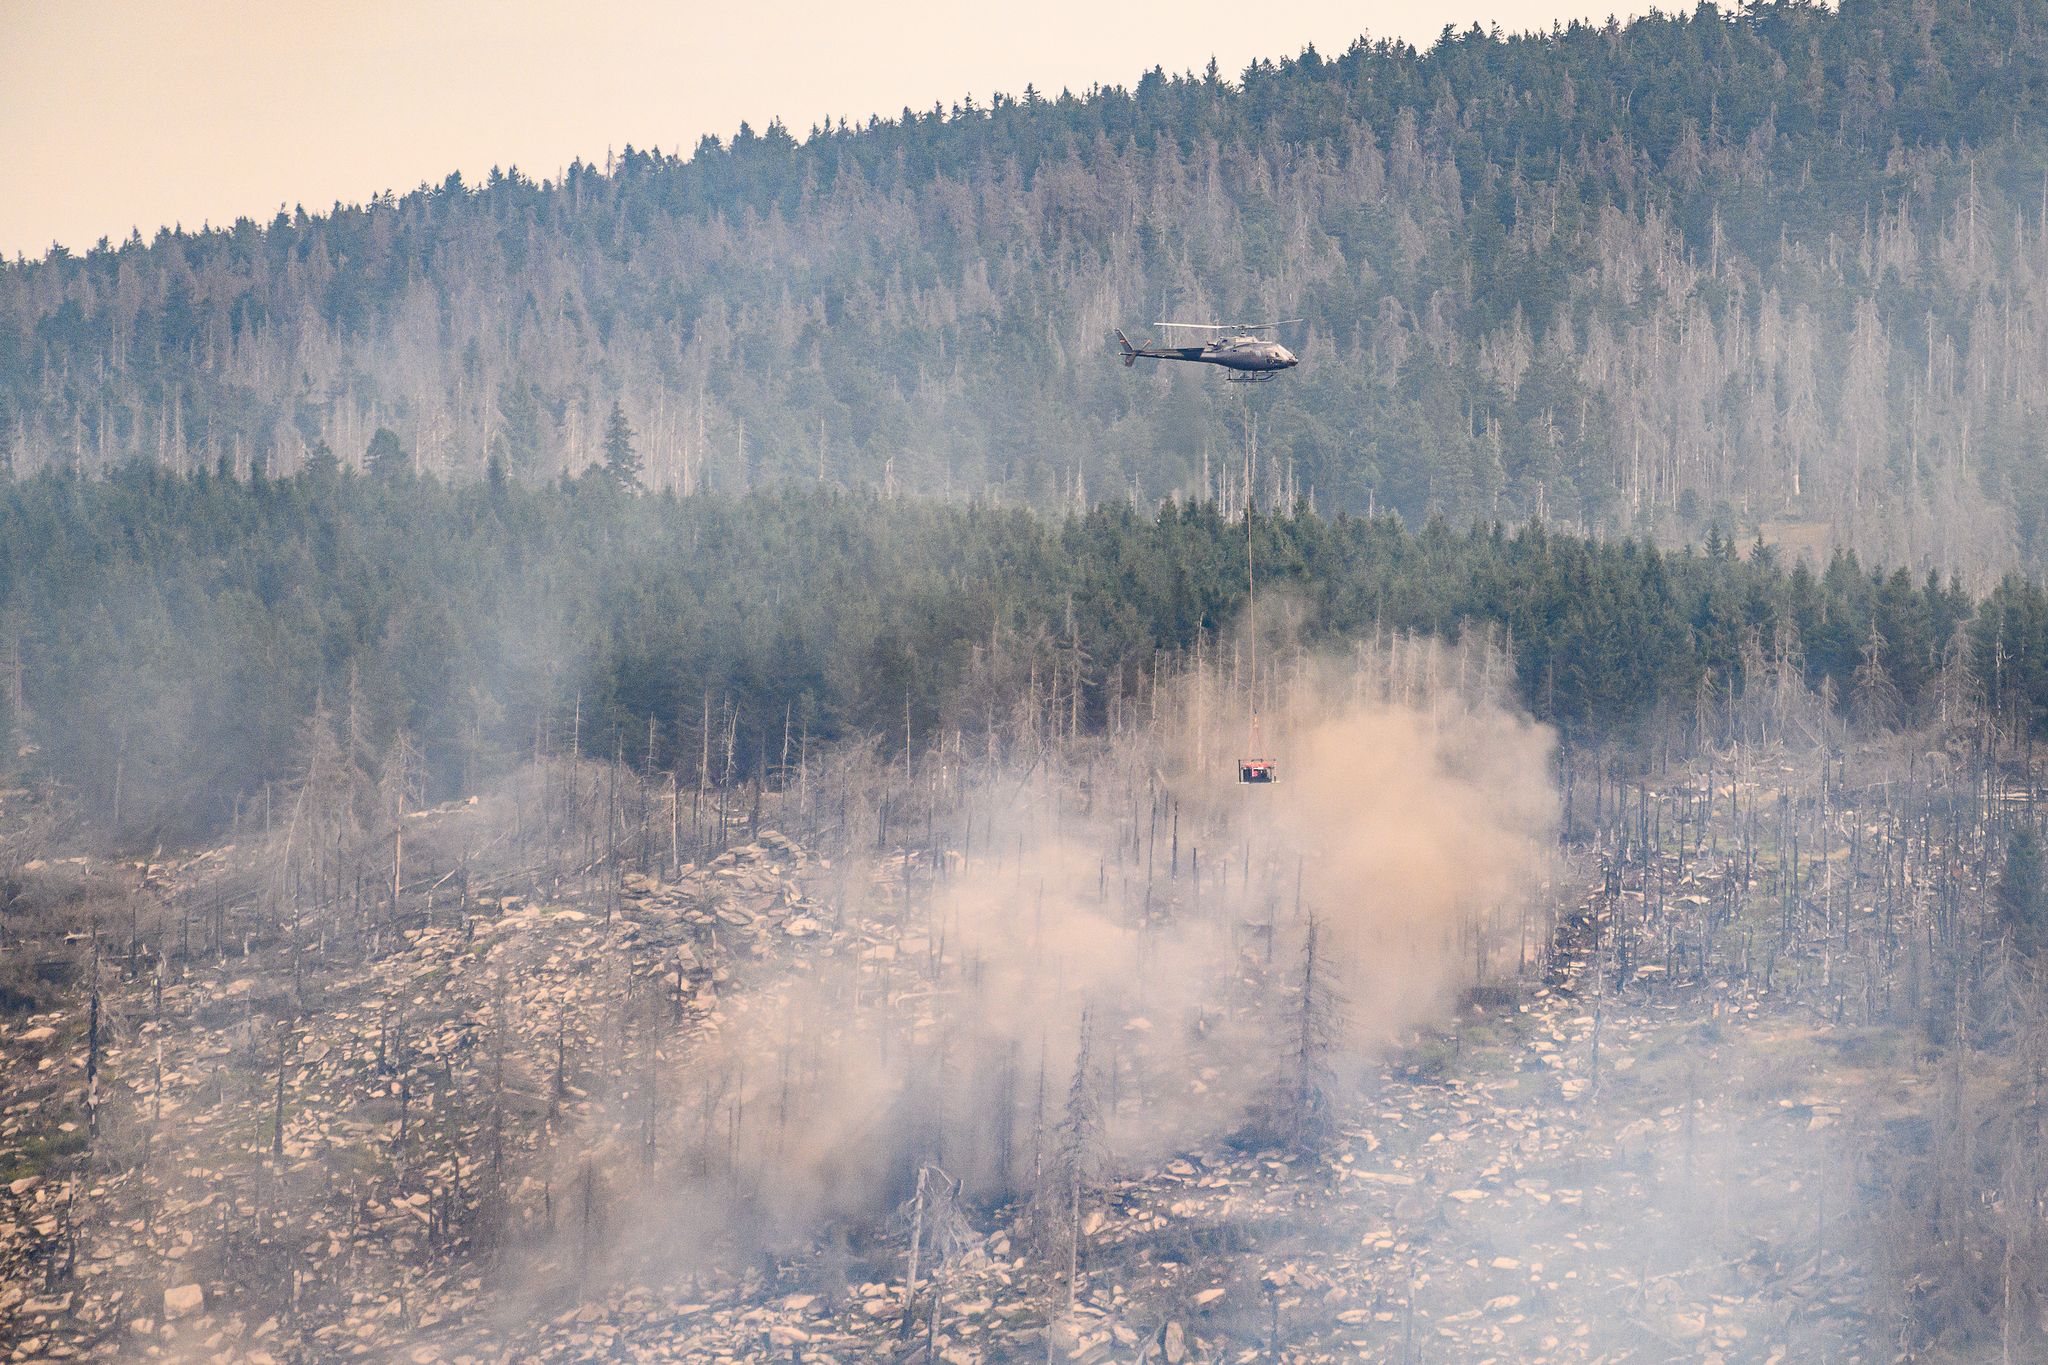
[1117,329,1298,374]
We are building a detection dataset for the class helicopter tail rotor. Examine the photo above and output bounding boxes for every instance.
[1115,329,1138,368]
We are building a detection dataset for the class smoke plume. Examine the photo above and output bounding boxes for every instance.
[512,628,1560,1292]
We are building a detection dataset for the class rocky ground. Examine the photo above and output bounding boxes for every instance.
[463,885,1885,1364]
[0,753,1944,1362]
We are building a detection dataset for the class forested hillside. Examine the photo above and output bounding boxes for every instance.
[13,466,2048,1360]
[10,461,2048,846]
[8,1,2048,573]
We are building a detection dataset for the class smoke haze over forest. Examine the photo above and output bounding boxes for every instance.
[15,4,2048,1363]
[11,1,2048,576]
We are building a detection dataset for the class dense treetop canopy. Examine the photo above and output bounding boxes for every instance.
[8,1,2048,573]
[6,462,2039,845]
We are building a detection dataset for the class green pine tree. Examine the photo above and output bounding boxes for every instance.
[602,401,641,492]
[305,439,340,481]
[365,427,407,479]
[1999,826,2048,960]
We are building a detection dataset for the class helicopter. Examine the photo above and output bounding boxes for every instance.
[1119,317,1293,784]
[1115,320,1301,381]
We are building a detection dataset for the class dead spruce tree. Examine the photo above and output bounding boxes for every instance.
[897,1163,970,1347]
[1038,1009,1102,1349]
[1282,915,1344,1151]
[1245,914,1345,1153]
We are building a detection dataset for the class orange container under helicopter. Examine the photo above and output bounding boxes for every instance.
[1237,758,1278,784]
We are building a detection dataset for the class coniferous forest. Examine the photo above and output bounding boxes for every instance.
[13,459,2048,845]
[19,5,2048,1363]
[10,1,2048,578]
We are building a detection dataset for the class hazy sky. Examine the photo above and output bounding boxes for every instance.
[1,1,1645,261]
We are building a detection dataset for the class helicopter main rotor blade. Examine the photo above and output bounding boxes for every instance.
[1149,318,1305,333]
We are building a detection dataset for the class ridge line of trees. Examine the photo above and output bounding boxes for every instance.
[11,462,2048,845]
[10,1,2048,570]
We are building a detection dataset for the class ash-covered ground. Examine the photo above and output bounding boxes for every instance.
[0,675,2008,1363]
